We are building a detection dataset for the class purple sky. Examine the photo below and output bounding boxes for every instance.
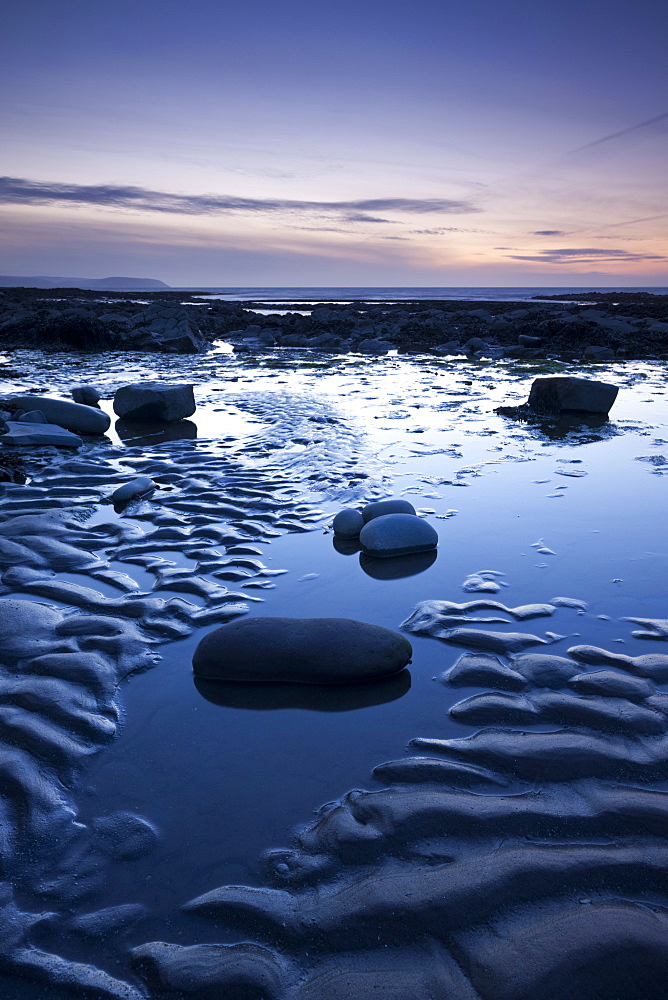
[1,0,666,286]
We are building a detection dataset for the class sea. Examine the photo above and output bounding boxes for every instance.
[171,284,668,303]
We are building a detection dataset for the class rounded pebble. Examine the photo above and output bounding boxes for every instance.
[333,508,364,537]
[192,616,412,684]
[361,499,417,523]
[359,513,437,558]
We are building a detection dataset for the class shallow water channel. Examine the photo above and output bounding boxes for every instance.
[1,348,667,998]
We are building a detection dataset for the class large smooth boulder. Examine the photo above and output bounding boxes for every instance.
[1,421,83,447]
[113,383,196,423]
[8,394,110,434]
[362,499,416,523]
[192,617,412,684]
[527,377,618,415]
[360,513,438,558]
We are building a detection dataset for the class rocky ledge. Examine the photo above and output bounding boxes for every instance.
[0,288,666,358]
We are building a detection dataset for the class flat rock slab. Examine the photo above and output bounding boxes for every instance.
[1,421,83,447]
[192,616,412,684]
[360,513,437,558]
[113,382,196,423]
[8,394,110,434]
[527,377,619,415]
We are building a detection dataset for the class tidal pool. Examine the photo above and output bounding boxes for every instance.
[0,349,667,998]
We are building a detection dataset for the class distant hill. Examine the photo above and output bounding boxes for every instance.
[0,275,171,290]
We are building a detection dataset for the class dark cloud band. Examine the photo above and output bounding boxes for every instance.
[509,247,666,264]
[0,177,478,219]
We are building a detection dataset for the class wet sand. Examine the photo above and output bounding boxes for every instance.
[0,349,667,997]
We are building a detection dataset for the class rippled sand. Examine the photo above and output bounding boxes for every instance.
[0,349,667,998]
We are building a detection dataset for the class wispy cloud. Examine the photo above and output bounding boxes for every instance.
[508,247,666,264]
[532,229,566,236]
[567,111,668,154]
[0,177,479,219]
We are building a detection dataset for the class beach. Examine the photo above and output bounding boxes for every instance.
[0,289,666,995]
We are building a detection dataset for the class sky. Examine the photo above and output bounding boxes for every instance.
[1,0,667,286]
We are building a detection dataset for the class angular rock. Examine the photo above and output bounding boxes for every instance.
[1,421,83,448]
[17,410,47,423]
[332,508,364,538]
[432,340,461,355]
[518,334,542,347]
[361,499,416,523]
[125,305,208,353]
[527,377,618,415]
[357,338,394,354]
[192,617,412,684]
[359,513,437,558]
[7,394,110,434]
[584,345,615,361]
[71,384,102,405]
[113,383,196,423]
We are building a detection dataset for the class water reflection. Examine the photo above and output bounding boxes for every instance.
[115,417,198,445]
[194,668,411,712]
[359,549,438,579]
[332,536,362,555]
[496,406,618,442]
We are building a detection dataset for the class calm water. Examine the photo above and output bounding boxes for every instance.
[173,284,668,303]
[1,347,667,996]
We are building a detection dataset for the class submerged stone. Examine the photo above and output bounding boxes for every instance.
[359,513,437,558]
[192,616,412,684]
[113,382,196,423]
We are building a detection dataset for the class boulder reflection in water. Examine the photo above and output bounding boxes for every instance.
[194,669,411,712]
